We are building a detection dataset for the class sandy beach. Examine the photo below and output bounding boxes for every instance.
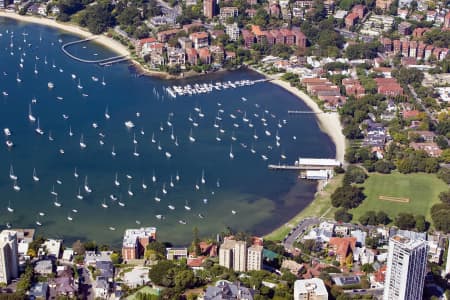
[270,79,346,163]
[0,11,130,56]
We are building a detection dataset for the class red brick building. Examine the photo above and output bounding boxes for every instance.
[345,12,359,29]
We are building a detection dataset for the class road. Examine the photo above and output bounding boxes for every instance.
[283,217,320,250]
[408,84,438,125]
[79,266,95,300]
[344,287,384,299]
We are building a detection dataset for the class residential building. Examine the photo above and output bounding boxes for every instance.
[43,239,62,258]
[242,30,255,48]
[345,12,359,29]
[157,29,180,43]
[410,142,442,157]
[122,227,157,261]
[352,4,366,18]
[29,282,49,300]
[198,47,211,64]
[84,251,113,266]
[167,47,186,66]
[203,280,254,300]
[383,235,428,300]
[0,230,18,284]
[444,12,450,29]
[294,278,328,300]
[226,23,240,41]
[376,0,393,10]
[219,239,247,272]
[190,32,209,49]
[203,0,216,19]
[398,21,412,35]
[166,248,188,260]
[220,6,238,20]
[328,237,356,265]
[247,245,263,271]
[186,48,198,65]
[34,260,53,275]
[178,37,192,49]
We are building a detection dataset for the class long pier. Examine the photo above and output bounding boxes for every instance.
[268,164,335,170]
[288,110,322,114]
[61,37,129,65]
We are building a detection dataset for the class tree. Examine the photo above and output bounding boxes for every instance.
[148,260,177,286]
[361,263,375,273]
[415,215,427,232]
[110,252,122,265]
[438,168,450,184]
[431,204,450,232]
[72,240,86,255]
[359,211,378,225]
[439,190,450,204]
[395,213,416,230]
[376,211,390,225]
[374,160,395,174]
[343,166,367,184]
[174,269,196,291]
[331,185,365,209]
[191,227,201,256]
[335,208,353,222]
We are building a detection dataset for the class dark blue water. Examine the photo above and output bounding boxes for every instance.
[0,17,334,245]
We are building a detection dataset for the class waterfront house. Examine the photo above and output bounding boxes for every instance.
[328,237,357,265]
[189,32,209,49]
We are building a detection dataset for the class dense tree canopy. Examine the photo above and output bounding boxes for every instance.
[331,185,365,209]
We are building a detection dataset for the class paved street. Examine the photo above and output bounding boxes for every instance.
[283,217,320,250]
[79,267,95,300]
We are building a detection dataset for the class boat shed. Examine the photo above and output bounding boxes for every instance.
[305,170,331,180]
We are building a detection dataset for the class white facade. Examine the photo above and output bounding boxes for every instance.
[383,235,428,300]
[294,279,328,300]
[233,241,247,272]
[247,245,263,271]
[226,23,240,41]
[0,230,19,284]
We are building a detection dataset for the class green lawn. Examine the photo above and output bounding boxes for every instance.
[350,172,448,224]
[265,174,343,241]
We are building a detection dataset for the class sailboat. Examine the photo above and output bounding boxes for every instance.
[79,134,87,149]
[216,178,221,188]
[174,137,179,147]
[67,214,73,221]
[35,118,44,135]
[231,131,237,141]
[184,200,191,211]
[48,131,54,141]
[165,151,171,159]
[28,104,36,122]
[76,187,83,200]
[114,173,120,187]
[170,176,174,188]
[175,171,180,182]
[229,145,234,159]
[73,167,79,178]
[104,106,110,119]
[77,79,83,89]
[118,197,125,207]
[142,180,147,190]
[151,132,156,143]
[9,165,18,181]
[69,126,73,137]
[170,127,175,141]
[168,205,175,210]
[101,199,108,208]
[111,145,116,157]
[32,168,39,182]
[133,133,138,144]
[189,128,196,143]
[250,144,256,154]
[152,171,156,183]
[162,183,167,195]
[7,200,14,213]
[133,145,140,157]
[53,196,62,207]
[128,184,134,196]
[50,185,58,196]
[201,170,206,184]
[216,132,221,142]
[101,76,106,86]
[34,64,38,75]
[154,192,161,202]
[16,73,21,83]
[157,141,162,151]
[84,176,92,193]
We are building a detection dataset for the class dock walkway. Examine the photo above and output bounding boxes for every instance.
[61,37,129,65]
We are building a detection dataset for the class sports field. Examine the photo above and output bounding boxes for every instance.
[351,172,448,223]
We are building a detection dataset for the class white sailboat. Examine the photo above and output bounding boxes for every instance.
[50,185,58,196]
[152,171,156,183]
[76,187,83,200]
[189,128,196,143]
[154,192,161,202]
[133,133,138,144]
[101,198,108,208]
[114,173,120,187]
[35,118,44,135]
[142,180,147,190]
[184,200,191,211]
[118,198,125,207]
[170,176,174,188]
[7,200,14,213]
[104,106,110,119]
[84,176,92,193]
[216,178,221,188]
[201,170,206,184]
[28,104,36,122]
[229,145,234,159]
[34,64,38,75]
[133,144,140,157]
[151,132,156,143]
[79,134,87,149]
[101,76,106,86]
[168,205,175,210]
[67,214,73,221]
[48,131,54,141]
[165,151,171,159]
[73,167,79,178]
[174,137,179,147]
[175,171,180,182]
[77,79,83,89]
[157,141,162,151]
[53,196,62,207]
[128,184,134,197]
[69,126,73,137]
[111,145,116,157]
[9,165,18,181]
[32,168,39,182]
[162,183,167,195]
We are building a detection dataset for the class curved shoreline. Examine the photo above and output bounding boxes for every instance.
[1,11,346,242]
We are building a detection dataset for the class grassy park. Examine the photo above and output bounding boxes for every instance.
[351,172,448,223]
[265,174,343,241]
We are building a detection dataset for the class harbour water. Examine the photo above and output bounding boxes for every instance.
[0,17,335,246]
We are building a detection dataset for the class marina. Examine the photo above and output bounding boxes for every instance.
[0,17,334,245]
[165,79,268,98]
